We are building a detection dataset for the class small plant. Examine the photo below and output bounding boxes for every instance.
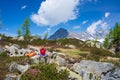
[89,73,93,79]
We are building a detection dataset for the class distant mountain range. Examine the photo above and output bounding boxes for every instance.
[48,28,108,42]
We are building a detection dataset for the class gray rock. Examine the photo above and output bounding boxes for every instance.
[5,74,21,80]
[101,68,120,80]
[4,45,18,57]
[0,45,3,53]
[72,60,114,80]
[9,62,30,74]
[56,56,66,66]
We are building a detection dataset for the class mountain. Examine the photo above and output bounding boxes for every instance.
[48,28,108,42]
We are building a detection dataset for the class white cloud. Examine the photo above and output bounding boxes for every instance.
[0,31,16,37]
[105,12,110,18]
[44,27,51,34]
[81,0,98,3]
[87,20,102,34]
[73,26,80,29]
[21,5,27,10]
[82,20,88,24]
[87,20,108,34]
[31,0,79,26]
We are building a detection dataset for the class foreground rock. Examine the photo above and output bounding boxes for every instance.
[9,62,30,74]
[5,74,21,80]
[72,60,115,80]
[101,68,120,80]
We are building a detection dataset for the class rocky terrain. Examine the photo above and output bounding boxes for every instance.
[0,43,120,80]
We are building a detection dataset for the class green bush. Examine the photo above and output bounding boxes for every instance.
[0,52,8,57]
[90,48,112,57]
[21,63,69,80]
[116,52,120,58]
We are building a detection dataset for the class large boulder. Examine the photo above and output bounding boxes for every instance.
[101,68,120,80]
[5,45,18,57]
[9,62,30,74]
[4,45,31,57]
[72,60,114,80]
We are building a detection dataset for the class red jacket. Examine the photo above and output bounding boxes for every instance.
[40,48,46,55]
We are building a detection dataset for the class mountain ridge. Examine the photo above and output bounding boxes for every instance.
[48,28,108,42]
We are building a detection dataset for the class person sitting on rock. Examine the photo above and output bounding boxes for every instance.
[39,46,48,63]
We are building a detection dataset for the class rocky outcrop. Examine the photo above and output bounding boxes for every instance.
[4,45,39,57]
[5,62,30,80]
[9,62,30,74]
[72,60,114,80]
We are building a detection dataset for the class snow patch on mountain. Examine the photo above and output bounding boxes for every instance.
[48,28,108,42]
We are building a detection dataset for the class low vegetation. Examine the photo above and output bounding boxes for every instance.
[21,63,69,80]
[0,52,26,79]
[0,52,69,80]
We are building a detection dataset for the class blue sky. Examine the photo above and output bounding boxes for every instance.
[0,0,120,37]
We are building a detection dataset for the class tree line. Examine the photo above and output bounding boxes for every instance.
[17,17,48,41]
[103,22,120,49]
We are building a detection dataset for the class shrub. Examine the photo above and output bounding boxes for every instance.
[21,63,69,80]
[115,52,120,58]
[90,48,112,57]
[0,52,8,57]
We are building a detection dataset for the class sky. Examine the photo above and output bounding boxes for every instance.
[0,0,120,37]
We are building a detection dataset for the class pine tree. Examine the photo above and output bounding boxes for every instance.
[113,22,120,40]
[21,17,31,41]
[17,29,21,37]
[17,17,31,41]
[22,17,30,37]
[103,34,110,48]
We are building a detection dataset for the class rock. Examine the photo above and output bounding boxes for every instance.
[56,56,66,66]
[27,45,39,52]
[4,45,31,57]
[9,62,30,74]
[0,45,3,53]
[4,45,18,57]
[5,74,21,80]
[17,36,24,41]
[65,45,75,49]
[69,58,76,64]
[57,66,82,80]
[12,44,21,49]
[31,55,40,63]
[101,68,120,80]
[72,60,114,80]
